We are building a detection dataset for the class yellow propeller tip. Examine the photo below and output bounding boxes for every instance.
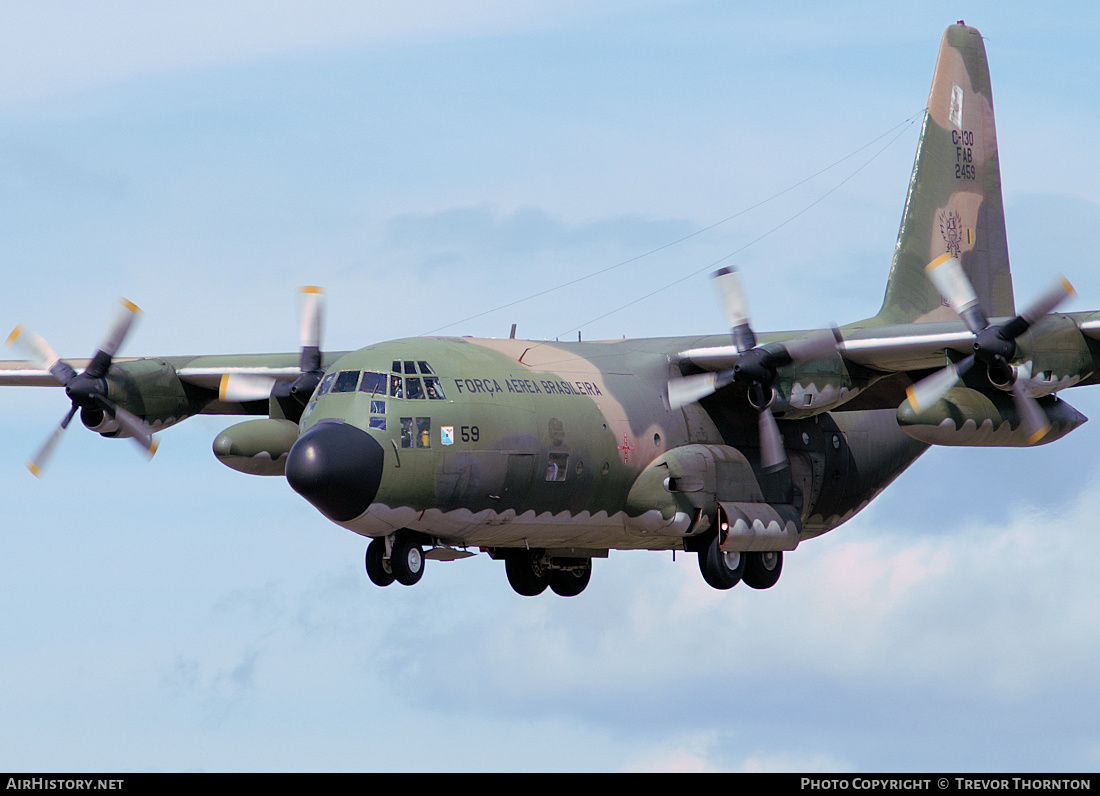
[149,440,159,458]
[1028,425,1051,445]
[120,298,142,315]
[218,373,230,402]
[905,386,922,413]
[300,286,324,294]
[1060,276,1076,296]
[926,253,954,272]
[6,324,24,347]
[26,461,42,478]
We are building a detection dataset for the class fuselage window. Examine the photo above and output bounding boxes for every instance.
[390,374,404,398]
[331,370,360,393]
[399,417,432,448]
[403,360,417,374]
[546,452,569,482]
[406,377,424,400]
[417,361,434,375]
[360,371,387,395]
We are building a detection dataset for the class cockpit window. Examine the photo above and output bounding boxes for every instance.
[331,370,360,393]
[382,360,445,399]
[316,372,336,397]
[359,371,387,395]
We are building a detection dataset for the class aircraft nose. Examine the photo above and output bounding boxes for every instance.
[285,421,385,522]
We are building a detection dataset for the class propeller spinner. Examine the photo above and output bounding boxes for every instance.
[905,254,1074,444]
[7,299,158,476]
[668,267,839,471]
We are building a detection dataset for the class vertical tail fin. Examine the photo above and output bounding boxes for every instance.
[873,22,1015,326]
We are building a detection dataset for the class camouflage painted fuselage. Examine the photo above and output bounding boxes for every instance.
[296,334,927,551]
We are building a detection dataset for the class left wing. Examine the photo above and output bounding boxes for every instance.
[1,287,341,475]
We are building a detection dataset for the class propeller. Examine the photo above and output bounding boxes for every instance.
[905,254,1075,443]
[218,286,326,415]
[668,266,840,471]
[7,299,158,476]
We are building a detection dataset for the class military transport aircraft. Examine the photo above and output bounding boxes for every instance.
[1,22,1094,597]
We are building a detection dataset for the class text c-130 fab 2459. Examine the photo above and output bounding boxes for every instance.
[3,23,1097,597]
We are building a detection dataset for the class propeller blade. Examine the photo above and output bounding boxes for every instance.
[1010,380,1051,445]
[758,407,787,471]
[27,405,79,477]
[905,357,974,413]
[299,285,324,347]
[85,299,141,378]
[711,267,756,352]
[668,372,722,410]
[297,286,325,375]
[220,373,278,402]
[106,402,158,458]
[6,324,72,382]
[1000,277,1075,340]
[925,254,988,334]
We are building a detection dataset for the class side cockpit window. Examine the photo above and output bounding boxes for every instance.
[316,372,336,397]
[424,376,445,400]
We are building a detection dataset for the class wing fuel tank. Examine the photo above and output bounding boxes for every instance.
[213,418,299,475]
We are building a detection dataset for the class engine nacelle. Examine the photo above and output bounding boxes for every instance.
[80,406,130,438]
[102,358,195,433]
[213,418,300,475]
[897,387,1087,446]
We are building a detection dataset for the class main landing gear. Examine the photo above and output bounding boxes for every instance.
[502,549,592,597]
[696,533,783,590]
[365,531,425,587]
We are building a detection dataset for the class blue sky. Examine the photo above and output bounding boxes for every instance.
[2,0,1100,772]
